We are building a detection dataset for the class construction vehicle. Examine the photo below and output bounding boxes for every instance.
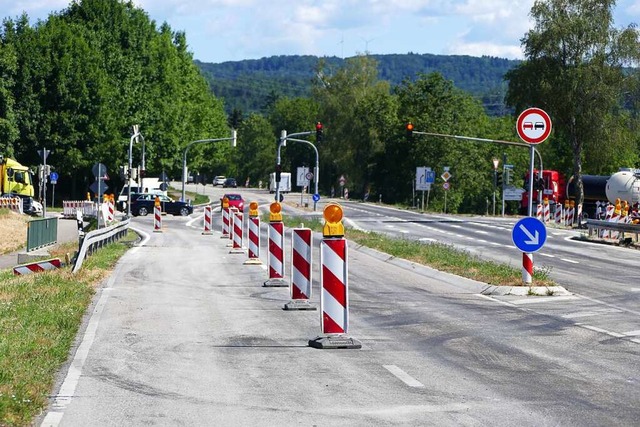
[0,155,41,215]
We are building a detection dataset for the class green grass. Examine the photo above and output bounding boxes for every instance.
[0,230,137,426]
[281,215,555,287]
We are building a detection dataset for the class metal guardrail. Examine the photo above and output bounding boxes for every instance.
[72,218,130,273]
[585,219,640,240]
[26,217,58,252]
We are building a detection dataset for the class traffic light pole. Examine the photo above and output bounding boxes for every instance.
[286,137,320,211]
[276,130,318,210]
[411,130,544,216]
[181,131,237,203]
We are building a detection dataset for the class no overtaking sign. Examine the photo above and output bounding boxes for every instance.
[516,108,552,144]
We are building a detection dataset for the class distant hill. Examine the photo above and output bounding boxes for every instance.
[196,53,520,116]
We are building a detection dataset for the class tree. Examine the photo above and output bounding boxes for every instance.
[313,55,397,198]
[505,0,640,206]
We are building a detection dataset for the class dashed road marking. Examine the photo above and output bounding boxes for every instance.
[383,365,425,388]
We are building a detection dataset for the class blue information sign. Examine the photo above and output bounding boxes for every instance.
[426,171,436,183]
[512,217,547,253]
[313,193,320,202]
[49,172,59,182]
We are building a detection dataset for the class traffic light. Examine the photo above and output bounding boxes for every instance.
[406,122,414,139]
[496,171,503,188]
[315,122,323,143]
[535,177,545,191]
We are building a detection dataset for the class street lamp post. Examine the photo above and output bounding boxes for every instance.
[181,130,237,203]
[127,131,144,218]
[492,157,499,216]
[276,128,320,211]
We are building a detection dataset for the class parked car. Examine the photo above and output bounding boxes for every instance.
[213,175,226,186]
[221,193,244,211]
[223,178,237,188]
[130,193,193,217]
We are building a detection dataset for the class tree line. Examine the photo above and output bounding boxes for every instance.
[1,0,638,213]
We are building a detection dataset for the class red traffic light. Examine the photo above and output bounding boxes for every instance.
[316,122,323,142]
[406,122,414,131]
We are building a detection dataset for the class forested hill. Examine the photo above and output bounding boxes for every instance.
[196,53,520,116]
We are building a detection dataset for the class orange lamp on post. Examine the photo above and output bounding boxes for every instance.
[323,203,344,238]
[249,201,259,218]
[269,202,282,222]
[222,196,229,209]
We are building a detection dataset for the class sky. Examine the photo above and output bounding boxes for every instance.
[3,0,640,64]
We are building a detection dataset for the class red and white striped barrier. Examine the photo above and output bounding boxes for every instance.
[522,252,533,284]
[153,204,162,232]
[263,221,287,287]
[108,200,114,222]
[554,204,563,225]
[536,203,542,221]
[0,197,23,214]
[230,210,245,253]
[609,203,621,240]
[284,228,315,310]
[63,200,97,218]
[13,258,62,275]
[221,206,230,238]
[244,216,262,265]
[601,204,614,238]
[202,205,213,235]
[309,237,361,349]
[543,201,550,223]
[565,205,574,227]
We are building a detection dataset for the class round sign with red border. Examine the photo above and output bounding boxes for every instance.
[516,108,552,144]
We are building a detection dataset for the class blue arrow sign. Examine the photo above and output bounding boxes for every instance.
[313,193,320,202]
[512,217,547,253]
[49,172,58,182]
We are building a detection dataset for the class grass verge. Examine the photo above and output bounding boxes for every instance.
[0,230,137,426]
[281,215,555,287]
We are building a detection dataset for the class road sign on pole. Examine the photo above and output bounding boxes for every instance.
[516,108,552,144]
[512,217,547,253]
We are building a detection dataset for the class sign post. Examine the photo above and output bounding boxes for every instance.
[515,107,551,285]
[516,108,552,217]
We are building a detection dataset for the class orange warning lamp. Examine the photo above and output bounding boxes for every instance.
[269,202,282,222]
[323,203,344,238]
[154,196,161,208]
[222,196,229,209]
[86,192,91,201]
[249,201,259,217]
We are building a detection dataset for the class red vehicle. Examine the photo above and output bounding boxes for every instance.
[221,193,244,211]
[521,170,567,212]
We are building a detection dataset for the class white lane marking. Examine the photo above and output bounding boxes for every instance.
[538,253,555,258]
[41,268,121,426]
[562,308,622,319]
[631,288,640,292]
[473,230,489,235]
[623,330,640,337]
[383,365,425,388]
[560,258,580,264]
[489,242,502,246]
[475,294,518,307]
[510,295,580,305]
[575,323,625,338]
[450,224,462,228]
[419,238,438,242]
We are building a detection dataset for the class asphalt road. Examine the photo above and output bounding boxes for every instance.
[38,191,640,426]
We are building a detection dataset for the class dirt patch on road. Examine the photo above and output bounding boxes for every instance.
[0,209,28,254]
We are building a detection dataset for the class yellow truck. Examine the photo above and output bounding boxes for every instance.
[0,155,41,215]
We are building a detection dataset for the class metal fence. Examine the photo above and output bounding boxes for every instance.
[72,218,130,273]
[585,219,640,242]
[26,217,58,252]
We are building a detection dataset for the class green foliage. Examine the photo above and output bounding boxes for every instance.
[198,53,518,116]
[505,0,640,204]
[1,0,228,199]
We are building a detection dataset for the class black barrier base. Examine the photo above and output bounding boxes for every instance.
[308,335,362,349]
[263,278,288,287]
[283,300,317,311]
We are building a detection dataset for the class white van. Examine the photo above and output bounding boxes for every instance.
[117,178,165,211]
